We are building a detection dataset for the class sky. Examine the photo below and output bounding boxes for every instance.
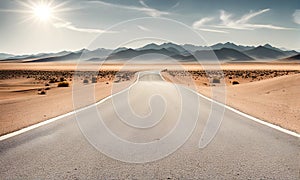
[0,0,299,54]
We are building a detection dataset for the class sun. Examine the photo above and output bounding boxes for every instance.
[33,4,53,21]
[15,0,70,24]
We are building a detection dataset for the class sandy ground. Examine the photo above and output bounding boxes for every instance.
[162,68,300,133]
[219,74,300,133]
[0,69,135,135]
[0,62,299,135]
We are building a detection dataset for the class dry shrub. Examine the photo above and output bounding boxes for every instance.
[58,81,69,87]
[83,79,89,84]
[212,77,220,83]
[92,76,97,83]
[39,90,46,95]
[232,81,239,85]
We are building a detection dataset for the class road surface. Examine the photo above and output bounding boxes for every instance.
[0,71,299,179]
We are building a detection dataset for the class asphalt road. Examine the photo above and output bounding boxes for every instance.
[0,71,299,179]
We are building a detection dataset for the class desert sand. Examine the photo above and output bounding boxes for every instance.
[0,68,135,135]
[162,66,300,133]
[0,62,299,135]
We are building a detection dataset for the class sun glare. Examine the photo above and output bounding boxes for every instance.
[16,0,70,24]
[33,4,53,21]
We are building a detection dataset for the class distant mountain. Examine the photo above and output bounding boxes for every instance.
[30,52,81,62]
[0,53,14,60]
[138,43,160,50]
[182,44,210,52]
[106,48,190,61]
[288,53,300,60]
[2,51,71,62]
[1,42,298,63]
[262,44,298,57]
[30,48,112,62]
[160,43,189,54]
[182,42,255,52]
[80,48,112,60]
[194,48,254,61]
[2,54,32,61]
[210,42,254,51]
[279,53,300,62]
[282,50,298,57]
[112,47,128,53]
[107,47,253,62]
[244,46,287,59]
[183,42,298,56]
[263,44,282,52]
[138,42,191,55]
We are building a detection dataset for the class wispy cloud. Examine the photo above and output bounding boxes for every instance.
[293,10,300,25]
[53,18,116,34]
[236,9,270,24]
[86,0,169,17]
[139,0,180,10]
[216,9,291,30]
[193,8,293,33]
[137,25,151,32]
[192,17,228,33]
[193,17,214,27]
[195,28,228,33]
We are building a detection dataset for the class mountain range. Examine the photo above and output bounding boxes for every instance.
[1,42,298,63]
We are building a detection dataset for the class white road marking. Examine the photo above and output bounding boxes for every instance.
[0,71,299,141]
[0,73,140,141]
[160,73,300,138]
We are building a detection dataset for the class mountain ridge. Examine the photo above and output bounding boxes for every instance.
[1,42,298,62]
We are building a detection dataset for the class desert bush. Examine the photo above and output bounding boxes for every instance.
[58,81,69,87]
[91,76,97,83]
[232,81,239,85]
[49,78,56,83]
[39,90,46,95]
[212,77,220,83]
[45,83,50,86]
[83,79,89,84]
[60,77,65,82]
[106,82,109,84]
[45,87,51,90]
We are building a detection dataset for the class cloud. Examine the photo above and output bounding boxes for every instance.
[53,18,116,34]
[219,10,232,25]
[193,17,214,28]
[86,0,169,17]
[218,9,293,30]
[139,0,149,8]
[195,28,228,33]
[192,17,227,33]
[293,10,300,25]
[139,0,180,10]
[236,9,270,24]
[137,25,151,32]
[193,8,293,32]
